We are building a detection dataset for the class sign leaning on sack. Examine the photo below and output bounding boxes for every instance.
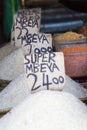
[23,31,65,93]
[11,8,41,47]
[12,8,65,93]
[22,33,52,55]
[24,52,65,93]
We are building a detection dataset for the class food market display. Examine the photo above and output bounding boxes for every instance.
[0,7,87,130]
[53,31,87,77]
[0,74,87,112]
[53,31,86,41]
[0,91,87,130]
[53,31,87,52]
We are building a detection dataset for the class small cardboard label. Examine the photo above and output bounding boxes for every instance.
[22,33,52,55]
[18,8,41,30]
[11,8,41,48]
[24,52,65,93]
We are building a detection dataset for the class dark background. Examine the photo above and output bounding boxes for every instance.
[1,0,87,44]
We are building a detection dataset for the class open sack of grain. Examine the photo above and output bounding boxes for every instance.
[0,74,87,112]
[53,31,87,77]
[0,91,87,130]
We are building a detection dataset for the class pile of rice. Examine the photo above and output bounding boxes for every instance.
[0,91,87,130]
[0,48,24,80]
[0,43,16,61]
[0,74,87,111]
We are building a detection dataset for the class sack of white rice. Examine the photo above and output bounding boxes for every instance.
[0,74,30,111]
[0,43,16,61]
[63,75,87,99]
[0,48,24,80]
[0,91,87,130]
[0,74,87,112]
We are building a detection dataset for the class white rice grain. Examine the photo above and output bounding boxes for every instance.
[0,43,16,61]
[0,74,87,110]
[0,91,87,130]
[0,48,24,80]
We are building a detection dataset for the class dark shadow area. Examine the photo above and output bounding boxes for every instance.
[60,0,87,12]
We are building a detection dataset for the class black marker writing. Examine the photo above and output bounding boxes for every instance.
[27,73,41,91]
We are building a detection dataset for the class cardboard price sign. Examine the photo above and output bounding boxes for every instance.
[18,8,41,29]
[11,8,41,48]
[24,52,65,93]
[22,33,52,55]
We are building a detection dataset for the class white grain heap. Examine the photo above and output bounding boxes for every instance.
[0,48,24,80]
[63,76,87,98]
[0,74,87,111]
[0,91,87,130]
[0,43,16,61]
[0,74,30,110]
